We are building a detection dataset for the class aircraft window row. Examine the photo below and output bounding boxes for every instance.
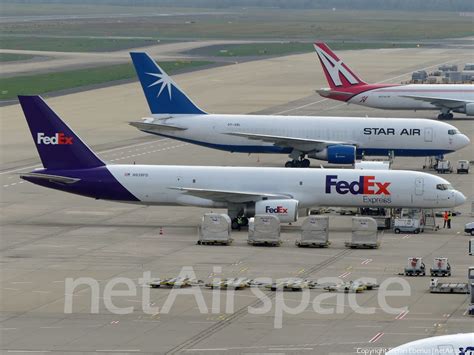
[436,184,453,190]
[448,129,460,135]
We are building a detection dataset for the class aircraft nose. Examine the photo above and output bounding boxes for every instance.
[454,191,466,206]
[456,134,471,149]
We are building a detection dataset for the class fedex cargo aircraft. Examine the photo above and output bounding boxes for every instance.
[128,52,469,168]
[314,42,474,120]
[18,96,465,229]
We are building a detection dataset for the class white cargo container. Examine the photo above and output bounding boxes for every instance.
[198,213,232,245]
[248,215,281,246]
[345,217,379,248]
[296,216,330,247]
[470,239,474,255]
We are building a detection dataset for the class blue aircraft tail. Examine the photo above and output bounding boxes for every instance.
[18,96,105,170]
[130,52,206,115]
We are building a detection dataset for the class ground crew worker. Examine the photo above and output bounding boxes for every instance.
[447,211,452,229]
[236,216,243,231]
[443,211,449,228]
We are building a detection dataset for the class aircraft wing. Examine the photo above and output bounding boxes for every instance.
[226,132,348,152]
[129,121,187,132]
[169,186,293,203]
[19,173,80,184]
[401,95,472,109]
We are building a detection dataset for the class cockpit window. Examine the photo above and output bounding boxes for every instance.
[448,129,460,135]
[436,184,453,191]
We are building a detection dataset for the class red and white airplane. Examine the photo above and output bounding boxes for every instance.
[314,42,474,120]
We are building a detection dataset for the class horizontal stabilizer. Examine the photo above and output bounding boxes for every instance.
[20,172,80,185]
[316,89,354,97]
[169,186,292,203]
[129,121,187,132]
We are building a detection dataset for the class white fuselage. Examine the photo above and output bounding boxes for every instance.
[348,84,474,111]
[106,165,463,209]
[142,114,468,156]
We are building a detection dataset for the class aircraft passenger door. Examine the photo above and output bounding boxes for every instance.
[424,127,433,142]
[415,178,424,196]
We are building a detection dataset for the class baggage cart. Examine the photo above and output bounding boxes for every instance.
[404,257,426,276]
[430,257,451,277]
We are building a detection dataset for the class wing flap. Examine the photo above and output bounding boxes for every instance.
[225,132,347,152]
[169,186,292,203]
[401,95,471,109]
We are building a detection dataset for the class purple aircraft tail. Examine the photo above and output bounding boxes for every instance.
[18,96,104,170]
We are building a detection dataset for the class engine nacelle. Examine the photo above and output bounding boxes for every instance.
[255,199,299,223]
[465,103,474,116]
[309,145,356,164]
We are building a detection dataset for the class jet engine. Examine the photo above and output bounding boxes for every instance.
[464,103,474,116]
[253,199,299,223]
[309,145,357,164]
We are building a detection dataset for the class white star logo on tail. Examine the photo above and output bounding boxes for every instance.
[145,72,173,99]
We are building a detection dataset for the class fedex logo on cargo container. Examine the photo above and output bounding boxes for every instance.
[37,133,73,145]
[325,175,391,195]
[265,206,288,214]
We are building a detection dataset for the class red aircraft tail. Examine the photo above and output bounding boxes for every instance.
[314,42,367,90]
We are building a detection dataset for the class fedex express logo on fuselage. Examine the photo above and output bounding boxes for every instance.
[37,133,73,145]
[325,175,391,195]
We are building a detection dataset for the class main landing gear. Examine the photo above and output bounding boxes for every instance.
[285,159,310,168]
[231,217,249,230]
[228,205,250,230]
[285,150,311,168]
[438,112,453,120]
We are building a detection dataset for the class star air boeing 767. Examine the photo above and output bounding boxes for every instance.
[18,96,465,228]
[314,42,474,120]
[128,52,469,168]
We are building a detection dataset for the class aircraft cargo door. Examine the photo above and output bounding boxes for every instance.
[424,127,433,142]
[415,178,424,196]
